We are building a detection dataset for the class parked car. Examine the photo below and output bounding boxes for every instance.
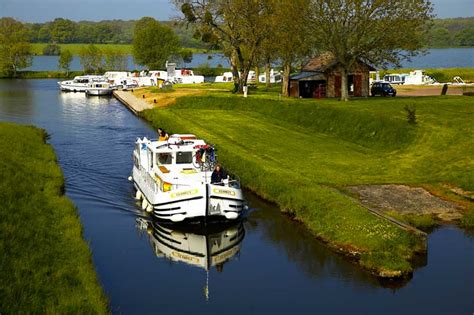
[371,82,397,97]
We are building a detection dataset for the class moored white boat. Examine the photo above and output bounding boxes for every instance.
[58,75,105,92]
[131,134,245,222]
[85,81,115,96]
[258,69,282,84]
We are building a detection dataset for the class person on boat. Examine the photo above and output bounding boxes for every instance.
[157,128,169,141]
[211,164,227,184]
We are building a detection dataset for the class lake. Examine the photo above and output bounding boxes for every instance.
[0,79,473,314]
[26,48,474,72]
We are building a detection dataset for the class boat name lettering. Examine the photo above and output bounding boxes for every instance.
[171,251,200,263]
[213,188,236,196]
[171,189,199,198]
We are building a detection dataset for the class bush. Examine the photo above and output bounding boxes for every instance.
[193,63,230,77]
[42,43,61,55]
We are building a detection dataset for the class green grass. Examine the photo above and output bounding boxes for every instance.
[140,87,473,276]
[31,43,132,55]
[30,43,221,56]
[0,70,84,79]
[0,122,108,313]
[382,68,474,83]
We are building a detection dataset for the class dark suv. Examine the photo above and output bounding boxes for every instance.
[371,82,397,97]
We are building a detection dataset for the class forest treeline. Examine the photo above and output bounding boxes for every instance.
[25,17,473,48]
[25,19,206,49]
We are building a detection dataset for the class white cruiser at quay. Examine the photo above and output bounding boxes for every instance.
[131,134,245,222]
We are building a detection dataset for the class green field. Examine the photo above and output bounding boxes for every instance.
[31,43,132,55]
[30,43,220,56]
[0,123,108,313]
[141,85,473,277]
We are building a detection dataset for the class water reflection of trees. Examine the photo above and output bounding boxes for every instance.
[0,80,34,119]
[244,192,423,290]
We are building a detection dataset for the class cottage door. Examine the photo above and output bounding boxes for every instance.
[335,76,341,98]
[354,75,362,96]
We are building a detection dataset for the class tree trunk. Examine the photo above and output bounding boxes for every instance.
[340,67,349,101]
[239,69,249,94]
[281,62,291,97]
[255,66,259,85]
[230,54,239,93]
[265,62,271,88]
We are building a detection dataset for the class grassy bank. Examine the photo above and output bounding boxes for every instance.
[139,87,473,277]
[0,71,84,79]
[31,43,132,55]
[30,43,221,56]
[0,123,108,313]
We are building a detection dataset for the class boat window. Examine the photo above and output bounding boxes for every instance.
[176,151,193,164]
[157,152,172,165]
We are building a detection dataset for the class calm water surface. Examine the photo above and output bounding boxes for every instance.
[26,48,474,71]
[0,79,472,314]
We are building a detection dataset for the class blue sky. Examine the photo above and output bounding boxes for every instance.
[0,0,472,22]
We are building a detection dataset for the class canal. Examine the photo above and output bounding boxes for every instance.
[0,79,472,314]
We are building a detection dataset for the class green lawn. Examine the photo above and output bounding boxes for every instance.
[30,43,221,56]
[0,123,108,313]
[141,87,473,277]
[31,43,132,55]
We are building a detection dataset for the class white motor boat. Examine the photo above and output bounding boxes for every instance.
[85,81,115,96]
[131,134,245,222]
[214,71,234,83]
[258,70,282,84]
[58,75,105,92]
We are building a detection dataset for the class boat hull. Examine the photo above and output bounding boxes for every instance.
[85,88,113,96]
[132,166,245,222]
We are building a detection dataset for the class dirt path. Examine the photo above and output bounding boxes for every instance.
[396,85,464,96]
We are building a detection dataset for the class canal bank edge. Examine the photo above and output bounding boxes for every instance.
[113,91,431,279]
[0,122,108,314]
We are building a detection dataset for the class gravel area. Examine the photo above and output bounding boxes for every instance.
[348,184,463,220]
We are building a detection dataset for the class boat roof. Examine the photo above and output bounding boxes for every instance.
[140,134,207,152]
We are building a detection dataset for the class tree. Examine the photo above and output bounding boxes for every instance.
[132,17,181,69]
[58,49,73,75]
[78,44,103,73]
[175,0,274,93]
[43,43,61,55]
[50,18,76,43]
[104,48,128,70]
[309,0,433,101]
[455,28,474,46]
[180,48,193,67]
[271,0,315,95]
[0,17,33,77]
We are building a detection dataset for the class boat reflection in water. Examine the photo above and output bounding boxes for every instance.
[136,218,245,299]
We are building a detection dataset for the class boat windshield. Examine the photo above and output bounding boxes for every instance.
[176,151,193,164]
[157,152,172,165]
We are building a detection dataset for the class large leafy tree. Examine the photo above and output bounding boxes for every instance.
[50,18,76,43]
[309,0,433,101]
[0,17,32,77]
[175,0,273,93]
[78,44,104,73]
[132,17,181,69]
[270,0,315,96]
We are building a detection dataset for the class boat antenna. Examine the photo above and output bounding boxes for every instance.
[204,270,209,301]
